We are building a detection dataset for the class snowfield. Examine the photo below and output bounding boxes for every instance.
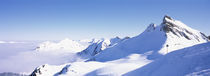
[1,16,210,76]
[0,38,126,74]
[31,42,210,76]
[29,16,210,76]
[124,42,210,76]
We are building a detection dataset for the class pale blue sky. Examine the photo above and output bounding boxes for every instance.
[0,0,209,40]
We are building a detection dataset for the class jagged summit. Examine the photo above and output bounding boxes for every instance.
[145,23,156,32]
[145,15,208,42]
[77,37,129,59]
[145,15,175,33]
[93,15,209,61]
[162,15,208,41]
[163,15,173,22]
[159,15,208,53]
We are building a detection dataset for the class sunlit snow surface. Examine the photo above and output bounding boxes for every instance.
[30,16,209,76]
[0,38,120,74]
[1,16,210,76]
[0,40,82,74]
[30,42,210,76]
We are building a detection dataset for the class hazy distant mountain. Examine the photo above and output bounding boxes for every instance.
[0,72,28,76]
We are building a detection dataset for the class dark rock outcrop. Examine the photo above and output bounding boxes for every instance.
[208,36,210,40]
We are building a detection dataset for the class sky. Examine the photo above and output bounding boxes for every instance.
[0,0,209,41]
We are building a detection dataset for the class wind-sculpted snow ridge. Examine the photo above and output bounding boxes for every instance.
[30,15,209,76]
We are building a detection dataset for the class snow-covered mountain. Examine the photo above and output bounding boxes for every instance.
[35,38,91,53]
[0,72,27,76]
[92,15,209,62]
[30,15,210,76]
[77,37,130,59]
[35,37,128,54]
[124,42,210,76]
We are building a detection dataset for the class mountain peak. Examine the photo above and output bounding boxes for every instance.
[162,15,176,28]
[161,15,187,33]
[145,23,156,32]
[141,15,209,45]
[160,15,209,42]
[163,15,173,21]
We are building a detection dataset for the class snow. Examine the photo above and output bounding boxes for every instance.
[0,40,81,74]
[31,53,151,76]
[157,16,208,54]
[89,54,151,76]
[0,48,78,74]
[2,16,210,76]
[29,16,209,76]
[78,37,129,59]
[0,38,127,74]
[36,38,90,53]
[31,64,66,76]
[124,42,210,76]
[30,42,210,76]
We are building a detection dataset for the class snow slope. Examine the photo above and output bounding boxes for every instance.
[77,37,129,59]
[30,42,210,76]
[30,15,209,76]
[0,41,79,74]
[92,15,208,62]
[30,53,151,76]
[124,42,210,76]
[0,38,127,74]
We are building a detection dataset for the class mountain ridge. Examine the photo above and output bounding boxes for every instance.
[30,15,210,76]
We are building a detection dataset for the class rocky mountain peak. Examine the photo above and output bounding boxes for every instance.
[163,15,173,21]
[145,23,156,32]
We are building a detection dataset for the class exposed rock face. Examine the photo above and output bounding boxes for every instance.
[55,65,71,76]
[30,65,46,76]
[29,15,209,76]
[77,37,130,59]
[208,36,210,40]
[162,15,178,33]
[161,15,208,41]
[146,23,156,32]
